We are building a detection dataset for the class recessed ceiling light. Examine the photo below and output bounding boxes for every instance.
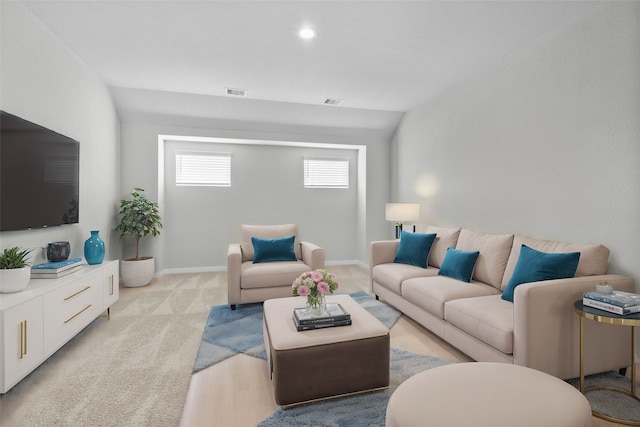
[298,28,315,39]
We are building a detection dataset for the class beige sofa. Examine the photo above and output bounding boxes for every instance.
[370,226,635,379]
[228,224,325,310]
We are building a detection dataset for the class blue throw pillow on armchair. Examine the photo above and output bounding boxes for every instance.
[394,231,437,268]
[501,244,580,302]
[438,247,480,283]
[252,235,297,263]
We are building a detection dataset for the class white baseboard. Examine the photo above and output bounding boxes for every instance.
[326,259,368,270]
[162,266,227,275]
[162,260,368,276]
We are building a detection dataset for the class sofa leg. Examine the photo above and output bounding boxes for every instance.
[230,304,236,310]
[375,295,379,301]
[619,367,627,376]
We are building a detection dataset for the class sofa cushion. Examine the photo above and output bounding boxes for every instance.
[455,228,514,289]
[501,245,580,302]
[241,224,300,262]
[372,263,437,295]
[240,260,310,289]
[425,226,461,268]
[501,235,610,289]
[438,247,480,283]
[394,231,437,268]
[402,276,500,319]
[444,295,514,354]
[252,235,297,263]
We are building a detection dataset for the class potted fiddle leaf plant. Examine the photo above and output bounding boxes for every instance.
[115,188,162,287]
[0,247,33,293]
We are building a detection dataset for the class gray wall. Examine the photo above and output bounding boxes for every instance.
[393,2,640,286]
[163,139,358,270]
[0,2,121,263]
[120,122,391,272]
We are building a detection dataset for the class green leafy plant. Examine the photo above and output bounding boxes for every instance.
[0,247,33,269]
[115,188,163,260]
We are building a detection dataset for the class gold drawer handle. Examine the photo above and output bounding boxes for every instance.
[64,304,92,324]
[110,275,114,296]
[64,285,91,301]
[19,320,27,359]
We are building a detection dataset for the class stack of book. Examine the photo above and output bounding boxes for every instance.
[292,303,352,331]
[31,258,83,279]
[583,290,640,315]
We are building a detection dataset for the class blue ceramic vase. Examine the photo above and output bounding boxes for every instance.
[84,230,105,265]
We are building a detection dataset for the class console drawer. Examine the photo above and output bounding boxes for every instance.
[43,270,103,356]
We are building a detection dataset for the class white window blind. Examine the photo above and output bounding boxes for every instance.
[175,152,231,186]
[303,158,349,188]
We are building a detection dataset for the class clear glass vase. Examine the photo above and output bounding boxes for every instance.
[306,292,326,317]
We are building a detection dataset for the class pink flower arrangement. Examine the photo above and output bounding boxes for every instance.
[292,269,339,300]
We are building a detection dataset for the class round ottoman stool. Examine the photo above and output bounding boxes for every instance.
[386,362,593,427]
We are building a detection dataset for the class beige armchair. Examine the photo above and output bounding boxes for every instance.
[227,224,325,310]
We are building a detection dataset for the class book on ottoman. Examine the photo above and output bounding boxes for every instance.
[292,303,352,331]
[292,316,352,331]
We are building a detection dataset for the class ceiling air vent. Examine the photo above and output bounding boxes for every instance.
[226,88,247,97]
[323,98,343,106]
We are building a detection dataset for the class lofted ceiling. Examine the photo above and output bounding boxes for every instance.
[19,0,600,137]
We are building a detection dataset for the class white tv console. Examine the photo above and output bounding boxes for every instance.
[0,260,119,393]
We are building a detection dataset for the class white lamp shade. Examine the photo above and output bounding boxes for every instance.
[385,203,421,222]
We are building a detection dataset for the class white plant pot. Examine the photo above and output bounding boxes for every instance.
[0,267,31,293]
[120,257,155,288]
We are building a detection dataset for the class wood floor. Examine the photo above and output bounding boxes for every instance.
[178,265,636,427]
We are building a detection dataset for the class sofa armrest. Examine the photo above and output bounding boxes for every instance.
[369,240,400,292]
[300,241,325,270]
[513,274,635,379]
[227,243,242,305]
[370,240,399,267]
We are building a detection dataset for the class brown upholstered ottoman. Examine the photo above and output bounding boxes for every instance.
[263,294,390,407]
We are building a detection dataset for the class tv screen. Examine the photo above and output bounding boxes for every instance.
[1,110,79,232]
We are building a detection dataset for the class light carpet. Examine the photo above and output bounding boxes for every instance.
[0,274,213,427]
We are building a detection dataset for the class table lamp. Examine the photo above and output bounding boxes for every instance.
[385,203,421,239]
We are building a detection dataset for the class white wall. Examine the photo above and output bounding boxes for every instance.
[120,122,391,272]
[0,2,121,263]
[393,2,640,284]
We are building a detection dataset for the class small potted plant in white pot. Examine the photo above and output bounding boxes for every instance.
[0,247,33,293]
[115,188,162,287]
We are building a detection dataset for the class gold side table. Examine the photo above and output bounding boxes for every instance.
[573,300,640,425]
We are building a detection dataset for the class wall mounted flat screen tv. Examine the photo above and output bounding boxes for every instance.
[1,110,79,232]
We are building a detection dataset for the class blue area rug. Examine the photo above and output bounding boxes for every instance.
[193,292,640,425]
[257,348,453,426]
[566,372,640,423]
[192,291,402,373]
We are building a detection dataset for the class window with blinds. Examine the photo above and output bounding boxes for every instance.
[175,152,231,186]
[303,158,349,188]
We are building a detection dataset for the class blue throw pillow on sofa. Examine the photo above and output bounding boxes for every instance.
[438,247,480,283]
[501,244,580,302]
[252,235,297,263]
[394,231,437,268]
